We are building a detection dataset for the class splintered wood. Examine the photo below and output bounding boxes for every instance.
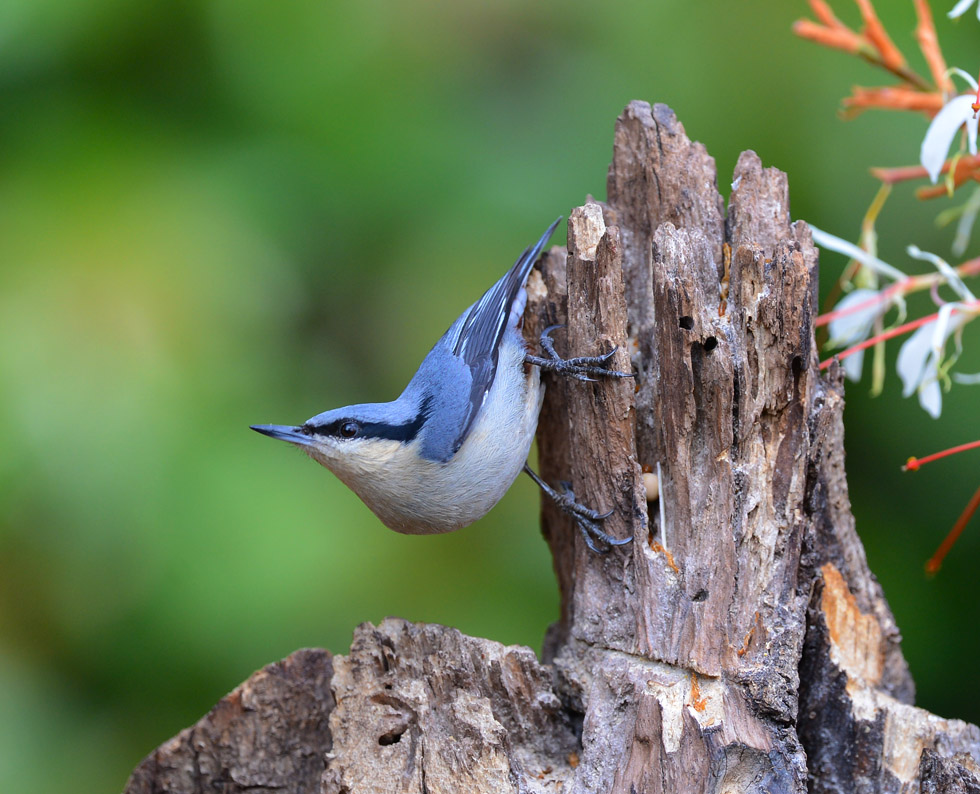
[125,101,980,794]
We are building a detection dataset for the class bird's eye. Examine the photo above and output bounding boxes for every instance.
[339,421,359,439]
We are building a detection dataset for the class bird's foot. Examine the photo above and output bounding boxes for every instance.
[523,465,632,553]
[525,325,634,382]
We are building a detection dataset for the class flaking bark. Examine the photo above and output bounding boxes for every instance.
[125,101,980,794]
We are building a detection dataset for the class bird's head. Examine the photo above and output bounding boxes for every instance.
[251,400,428,484]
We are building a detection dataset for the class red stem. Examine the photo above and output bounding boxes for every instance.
[819,310,941,369]
[905,439,980,471]
[815,258,980,329]
[926,482,980,574]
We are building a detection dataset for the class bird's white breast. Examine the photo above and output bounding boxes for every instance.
[324,332,543,535]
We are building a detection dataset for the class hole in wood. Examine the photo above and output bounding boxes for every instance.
[791,355,803,376]
[378,729,405,746]
[692,589,709,602]
[703,336,718,351]
[679,315,694,330]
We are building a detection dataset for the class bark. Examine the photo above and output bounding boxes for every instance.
[125,648,334,793]
[125,101,980,794]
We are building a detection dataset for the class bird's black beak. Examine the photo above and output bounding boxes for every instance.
[250,424,313,446]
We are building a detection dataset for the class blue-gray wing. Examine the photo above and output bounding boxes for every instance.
[422,218,560,460]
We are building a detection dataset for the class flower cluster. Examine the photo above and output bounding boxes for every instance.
[796,0,980,570]
[814,229,980,417]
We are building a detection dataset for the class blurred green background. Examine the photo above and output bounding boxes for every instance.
[1,1,978,790]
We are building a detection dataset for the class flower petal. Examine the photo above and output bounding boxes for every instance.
[898,305,967,417]
[919,379,942,418]
[907,245,978,301]
[949,67,980,92]
[842,349,866,382]
[826,288,882,381]
[971,108,979,157]
[948,0,976,19]
[827,289,881,346]
[896,320,936,397]
[921,95,979,183]
[809,226,906,281]
[952,186,980,256]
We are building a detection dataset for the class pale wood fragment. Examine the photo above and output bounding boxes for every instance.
[321,619,578,794]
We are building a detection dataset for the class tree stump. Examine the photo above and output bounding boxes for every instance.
[125,101,980,794]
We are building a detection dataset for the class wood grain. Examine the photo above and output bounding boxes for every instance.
[125,101,980,794]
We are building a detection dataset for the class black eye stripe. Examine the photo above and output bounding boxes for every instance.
[303,419,359,439]
[305,396,433,443]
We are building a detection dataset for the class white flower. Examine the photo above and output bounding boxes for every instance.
[919,94,977,182]
[906,245,977,301]
[948,186,980,256]
[896,304,966,418]
[921,94,979,183]
[826,288,884,381]
[949,0,980,20]
[809,225,906,280]
[811,225,909,382]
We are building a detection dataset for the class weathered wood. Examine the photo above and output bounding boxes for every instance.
[124,648,334,794]
[322,619,579,794]
[537,104,816,793]
[124,101,980,794]
[798,365,980,793]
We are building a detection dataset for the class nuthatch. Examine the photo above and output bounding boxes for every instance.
[252,219,633,552]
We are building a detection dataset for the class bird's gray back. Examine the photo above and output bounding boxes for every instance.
[405,218,559,463]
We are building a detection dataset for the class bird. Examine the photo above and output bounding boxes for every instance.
[251,218,633,552]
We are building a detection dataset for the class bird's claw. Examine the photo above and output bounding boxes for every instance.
[553,481,632,554]
[527,324,634,381]
[524,464,631,553]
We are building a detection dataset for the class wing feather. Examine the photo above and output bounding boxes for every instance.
[439,217,560,454]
